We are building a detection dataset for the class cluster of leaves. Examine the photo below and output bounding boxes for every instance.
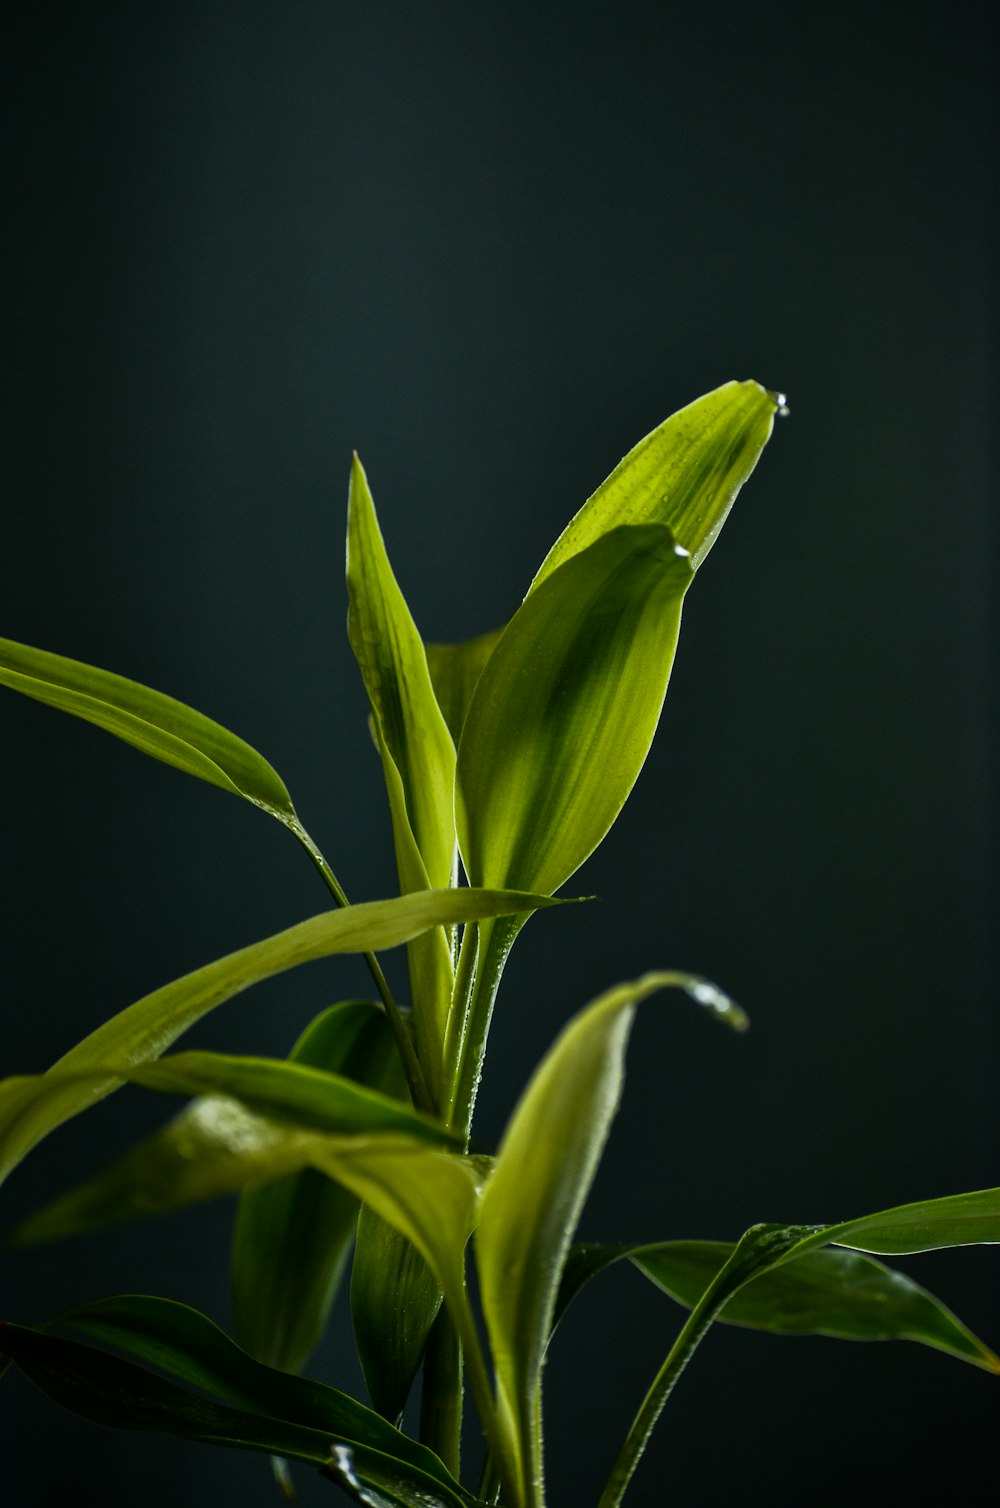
[2,382,997,1507]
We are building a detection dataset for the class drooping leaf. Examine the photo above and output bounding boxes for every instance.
[347,455,458,1079]
[818,1186,1000,1257]
[426,629,503,748]
[125,1050,455,1143]
[57,1294,462,1485]
[457,524,693,899]
[0,1321,475,1508]
[231,1000,404,1374]
[0,635,297,823]
[553,1240,998,1371]
[596,1195,1000,1508]
[530,379,781,588]
[475,973,745,1508]
[0,886,559,1187]
[351,1204,443,1422]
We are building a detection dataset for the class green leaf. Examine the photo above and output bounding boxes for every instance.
[232,1000,405,1374]
[347,455,458,1081]
[125,1050,455,1143]
[530,379,781,587]
[475,972,745,1508]
[57,1294,462,1485]
[457,524,693,899]
[0,885,558,1187]
[818,1186,1000,1256]
[554,1240,998,1372]
[0,634,297,823]
[351,1204,443,1422]
[596,1194,1000,1508]
[0,1320,475,1507]
[634,1242,999,1369]
[426,629,504,748]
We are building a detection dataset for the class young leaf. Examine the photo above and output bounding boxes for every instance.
[0,885,558,1186]
[231,1000,404,1374]
[347,454,457,894]
[475,973,745,1508]
[426,629,504,748]
[457,524,692,900]
[0,635,297,823]
[530,379,780,587]
[347,455,458,1079]
[0,1321,475,1508]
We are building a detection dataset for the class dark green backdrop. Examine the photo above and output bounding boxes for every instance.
[3,3,994,1503]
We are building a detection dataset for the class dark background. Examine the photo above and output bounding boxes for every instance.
[2,3,994,1503]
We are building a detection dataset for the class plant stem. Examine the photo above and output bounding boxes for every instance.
[419,1307,463,1481]
[596,1227,801,1508]
[290,820,433,1113]
[596,1299,717,1508]
[441,922,478,1125]
[448,915,522,1137]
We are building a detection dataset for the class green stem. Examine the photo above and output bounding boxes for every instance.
[446,1294,517,1508]
[441,922,478,1127]
[419,1307,463,1481]
[289,820,433,1113]
[448,915,522,1138]
[596,1228,797,1508]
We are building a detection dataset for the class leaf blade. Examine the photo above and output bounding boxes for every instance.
[530,379,780,587]
[0,886,560,1186]
[0,635,296,821]
[475,973,744,1507]
[457,524,693,898]
[0,1321,474,1508]
[231,1000,404,1374]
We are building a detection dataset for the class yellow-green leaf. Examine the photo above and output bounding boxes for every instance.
[0,886,558,1187]
[530,379,781,588]
[426,629,504,749]
[347,455,460,1080]
[457,524,692,898]
[475,973,745,1508]
[0,635,297,823]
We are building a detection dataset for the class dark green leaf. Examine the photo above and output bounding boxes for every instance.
[530,379,780,585]
[231,1001,406,1373]
[0,886,559,1186]
[554,1240,998,1371]
[57,1294,467,1486]
[0,634,297,822]
[0,1320,474,1507]
[457,525,692,898]
[351,1205,443,1422]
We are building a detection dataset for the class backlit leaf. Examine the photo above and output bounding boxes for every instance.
[347,455,458,1078]
[0,886,559,1187]
[351,1204,443,1422]
[0,635,297,822]
[457,524,692,899]
[475,973,745,1508]
[530,379,780,587]
[426,629,503,749]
